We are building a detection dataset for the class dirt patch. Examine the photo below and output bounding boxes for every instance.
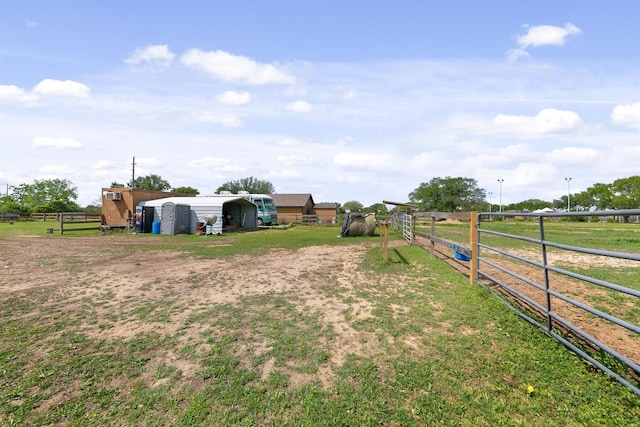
[3,234,637,391]
[0,235,383,390]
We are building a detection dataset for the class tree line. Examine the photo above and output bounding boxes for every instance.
[0,176,276,214]
[1,174,638,215]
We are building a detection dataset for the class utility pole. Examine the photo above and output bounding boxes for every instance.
[565,177,572,212]
[497,179,504,213]
[131,156,137,188]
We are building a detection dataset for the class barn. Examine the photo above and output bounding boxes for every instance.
[138,195,258,235]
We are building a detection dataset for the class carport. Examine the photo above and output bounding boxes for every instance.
[137,196,258,234]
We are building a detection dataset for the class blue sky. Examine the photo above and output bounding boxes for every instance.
[1,1,639,207]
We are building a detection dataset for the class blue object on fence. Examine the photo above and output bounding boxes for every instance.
[451,244,471,262]
[152,221,161,234]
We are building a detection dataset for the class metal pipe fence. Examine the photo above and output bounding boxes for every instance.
[474,209,640,396]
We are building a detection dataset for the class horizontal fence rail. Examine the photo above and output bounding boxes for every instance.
[395,208,640,396]
[475,209,640,396]
[54,213,104,235]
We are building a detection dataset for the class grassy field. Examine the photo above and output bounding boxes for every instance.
[1,221,639,425]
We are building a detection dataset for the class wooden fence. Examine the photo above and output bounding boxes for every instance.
[44,213,104,235]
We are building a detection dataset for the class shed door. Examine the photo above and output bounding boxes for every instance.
[160,202,175,235]
[174,204,191,234]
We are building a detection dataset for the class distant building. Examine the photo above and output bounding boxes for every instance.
[269,193,338,224]
[101,187,195,228]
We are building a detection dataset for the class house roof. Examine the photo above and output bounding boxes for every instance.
[269,193,314,207]
[314,203,337,209]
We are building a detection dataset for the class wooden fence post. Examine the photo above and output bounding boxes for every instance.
[430,215,435,259]
[379,220,389,261]
[469,211,478,284]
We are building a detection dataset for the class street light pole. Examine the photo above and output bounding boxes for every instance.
[565,177,572,212]
[497,179,504,213]
[488,191,493,213]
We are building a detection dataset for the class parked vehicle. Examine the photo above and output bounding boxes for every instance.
[237,192,278,226]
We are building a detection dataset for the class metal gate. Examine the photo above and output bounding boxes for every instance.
[473,209,640,397]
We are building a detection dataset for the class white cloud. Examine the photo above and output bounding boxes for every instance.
[195,111,243,127]
[507,23,581,61]
[32,137,82,149]
[125,44,175,67]
[611,102,640,131]
[276,155,313,166]
[510,162,560,188]
[492,108,586,137]
[39,164,74,174]
[33,79,90,98]
[342,89,358,101]
[25,19,38,28]
[285,100,311,113]
[267,169,301,179]
[181,49,295,85]
[0,84,38,105]
[188,157,244,172]
[92,160,112,169]
[216,90,251,105]
[546,147,601,166]
[135,157,165,167]
[277,138,302,146]
[333,151,392,170]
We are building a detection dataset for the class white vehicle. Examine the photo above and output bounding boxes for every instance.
[237,192,278,226]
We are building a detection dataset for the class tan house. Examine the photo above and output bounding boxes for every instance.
[270,193,338,224]
[101,187,195,228]
[313,202,339,224]
[270,193,314,223]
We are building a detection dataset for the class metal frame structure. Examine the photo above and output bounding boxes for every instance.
[473,209,640,396]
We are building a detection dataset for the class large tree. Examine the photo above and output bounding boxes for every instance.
[132,174,171,191]
[611,176,640,209]
[571,183,614,211]
[342,200,363,213]
[10,178,79,212]
[216,177,275,194]
[409,176,485,212]
[172,186,199,195]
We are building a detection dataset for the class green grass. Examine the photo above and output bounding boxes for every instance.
[1,223,639,425]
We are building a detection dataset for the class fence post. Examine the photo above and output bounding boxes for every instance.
[469,211,478,285]
[430,215,435,259]
[59,213,64,235]
[379,220,389,261]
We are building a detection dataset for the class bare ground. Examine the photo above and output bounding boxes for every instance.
[0,235,384,390]
[2,233,637,392]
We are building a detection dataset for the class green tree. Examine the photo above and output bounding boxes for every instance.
[572,183,614,211]
[216,177,275,194]
[365,203,389,215]
[132,174,171,191]
[110,182,126,188]
[172,186,200,195]
[611,176,640,209]
[342,200,364,213]
[10,179,79,212]
[409,177,485,212]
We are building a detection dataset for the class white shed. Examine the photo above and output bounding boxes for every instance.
[138,195,258,235]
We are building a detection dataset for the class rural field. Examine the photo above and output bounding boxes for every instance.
[1,222,639,426]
